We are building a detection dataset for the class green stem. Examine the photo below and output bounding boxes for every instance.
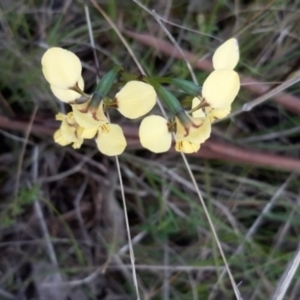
[89,65,123,108]
[144,77,183,115]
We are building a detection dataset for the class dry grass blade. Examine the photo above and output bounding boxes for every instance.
[84,4,100,82]
[0,289,16,300]
[90,0,144,75]
[209,173,295,299]
[227,73,300,119]
[271,243,300,300]
[130,1,242,297]
[181,153,242,300]
[32,146,60,269]
[115,156,141,300]
[150,9,198,85]
[85,4,141,299]
[14,106,38,199]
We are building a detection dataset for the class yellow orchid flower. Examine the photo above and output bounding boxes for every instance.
[139,112,210,153]
[114,81,157,119]
[41,47,82,90]
[72,100,127,156]
[54,110,126,155]
[193,38,240,110]
[212,38,239,70]
[54,113,83,149]
[189,39,240,110]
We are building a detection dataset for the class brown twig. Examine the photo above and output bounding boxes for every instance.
[1,115,300,172]
[123,30,300,115]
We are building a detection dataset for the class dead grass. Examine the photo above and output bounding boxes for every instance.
[1,0,300,299]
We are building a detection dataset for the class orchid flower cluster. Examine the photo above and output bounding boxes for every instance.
[41,38,240,156]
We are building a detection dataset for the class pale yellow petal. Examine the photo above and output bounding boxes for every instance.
[175,140,200,153]
[55,112,66,121]
[206,106,231,122]
[180,117,211,144]
[96,124,127,156]
[72,101,108,128]
[139,115,171,153]
[53,129,71,146]
[212,38,239,70]
[175,117,210,144]
[77,126,99,139]
[58,113,76,140]
[175,117,187,140]
[175,115,205,141]
[41,47,82,89]
[50,77,84,103]
[192,97,206,118]
[202,70,240,109]
[54,113,83,148]
[115,81,157,119]
[72,139,83,149]
[60,118,76,141]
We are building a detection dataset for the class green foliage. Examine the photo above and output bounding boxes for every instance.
[0,185,39,227]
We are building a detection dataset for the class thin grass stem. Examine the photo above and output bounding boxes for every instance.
[85,4,140,299]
